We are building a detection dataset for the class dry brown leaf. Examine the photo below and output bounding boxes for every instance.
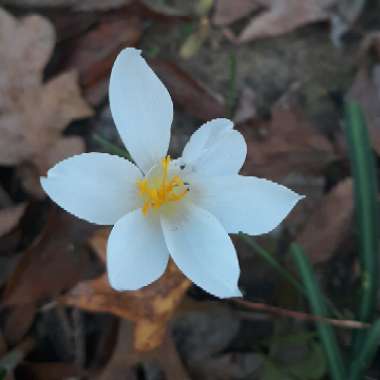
[3,304,37,346]
[359,32,380,60]
[240,93,334,180]
[97,320,191,380]
[0,330,7,356]
[237,0,335,43]
[0,8,93,187]
[150,60,226,121]
[61,17,142,106]
[61,228,191,352]
[17,362,81,380]
[0,0,132,10]
[234,86,258,125]
[348,65,380,156]
[3,210,96,306]
[296,178,354,264]
[212,0,262,25]
[0,203,27,238]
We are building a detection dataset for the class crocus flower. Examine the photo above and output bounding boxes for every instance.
[41,48,303,298]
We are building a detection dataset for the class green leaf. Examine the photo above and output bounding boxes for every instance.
[92,134,132,161]
[291,243,346,380]
[349,319,380,380]
[0,368,6,380]
[287,343,327,380]
[262,360,293,380]
[344,102,379,364]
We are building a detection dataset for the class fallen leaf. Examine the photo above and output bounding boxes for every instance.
[61,228,191,352]
[2,209,97,306]
[3,304,37,346]
[237,0,335,43]
[173,308,240,361]
[0,203,27,238]
[0,9,93,192]
[239,93,334,181]
[97,321,191,380]
[212,0,261,26]
[330,0,365,46]
[296,178,354,264]
[141,0,192,18]
[359,32,380,60]
[17,362,81,380]
[234,86,258,125]
[0,330,7,356]
[0,0,132,10]
[96,321,137,380]
[191,352,263,379]
[150,60,226,120]
[348,65,380,156]
[61,16,143,106]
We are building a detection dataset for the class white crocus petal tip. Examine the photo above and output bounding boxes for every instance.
[161,205,241,299]
[189,175,305,236]
[181,118,247,176]
[107,210,170,291]
[110,46,173,173]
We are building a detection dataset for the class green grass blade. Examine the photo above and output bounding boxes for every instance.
[239,233,304,294]
[349,319,380,380]
[240,233,343,319]
[291,243,346,380]
[344,102,379,357]
[344,101,379,324]
[93,134,132,161]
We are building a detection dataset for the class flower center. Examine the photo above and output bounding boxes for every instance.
[136,156,189,215]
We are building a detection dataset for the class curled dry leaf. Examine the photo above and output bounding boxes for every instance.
[3,304,37,346]
[359,32,380,60]
[0,203,27,238]
[0,8,93,193]
[348,65,380,156]
[234,86,258,125]
[0,185,27,239]
[150,60,226,121]
[61,228,191,352]
[0,0,132,10]
[17,362,81,380]
[62,17,143,106]
[237,0,335,43]
[3,210,96,306]
[296,178,354,264]
[212,0,262,26]
[240,93,334,181]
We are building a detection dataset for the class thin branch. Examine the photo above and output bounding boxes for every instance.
[233,299,370,330]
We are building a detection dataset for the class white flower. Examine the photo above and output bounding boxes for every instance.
[41,48,303,298]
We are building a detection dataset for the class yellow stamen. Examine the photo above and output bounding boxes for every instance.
[137,156,188,215]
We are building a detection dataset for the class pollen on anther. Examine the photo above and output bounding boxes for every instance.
[136,155,189,215]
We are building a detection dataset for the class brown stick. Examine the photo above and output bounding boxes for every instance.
[233,299,370,330]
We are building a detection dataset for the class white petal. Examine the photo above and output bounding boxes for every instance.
[160,204,241,298]
[107,209,169,290]
[41,153,142,225]
[109,48,173,173]
[181,118,247,175]
[189,175,303,235]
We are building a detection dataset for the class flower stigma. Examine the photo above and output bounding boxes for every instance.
[137,156,189,215]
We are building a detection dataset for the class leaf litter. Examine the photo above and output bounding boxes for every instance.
[0,1,379,379]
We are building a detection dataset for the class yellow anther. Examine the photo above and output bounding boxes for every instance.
[136,156,188,215]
